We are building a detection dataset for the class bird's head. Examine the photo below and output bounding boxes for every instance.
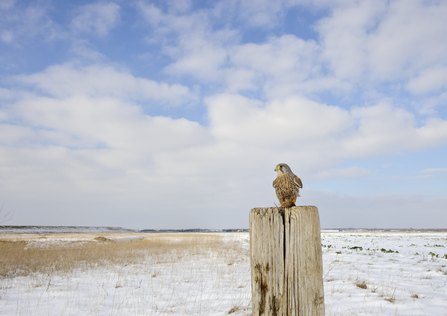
[275,163,292,174]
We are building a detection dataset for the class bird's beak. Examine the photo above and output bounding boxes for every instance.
[274,166,278,172]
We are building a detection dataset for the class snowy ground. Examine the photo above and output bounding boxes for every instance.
[0,231,446,315]
[321,232,447,316]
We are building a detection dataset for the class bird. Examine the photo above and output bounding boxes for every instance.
[273,163,303,208]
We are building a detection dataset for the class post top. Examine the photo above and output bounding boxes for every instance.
[250,206,319,217]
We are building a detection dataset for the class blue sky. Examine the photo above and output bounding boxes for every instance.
[1,0,447,229]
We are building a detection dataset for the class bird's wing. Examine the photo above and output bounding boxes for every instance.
[294,175,303,188]
[273,178,277,188]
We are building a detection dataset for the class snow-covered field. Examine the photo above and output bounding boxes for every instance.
[0,231,446,315]
[321,232,447,315]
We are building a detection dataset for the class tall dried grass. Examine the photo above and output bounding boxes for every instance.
[0,233,227,278]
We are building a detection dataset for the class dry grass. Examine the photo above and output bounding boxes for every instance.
[355,281,367,289]
[0,233,226,278]
[0,232,250,315]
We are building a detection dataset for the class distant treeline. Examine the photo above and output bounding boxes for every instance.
[140,228,447,233]
[327,228,447,232]
[0,226,137,233]
[140,228,249,233]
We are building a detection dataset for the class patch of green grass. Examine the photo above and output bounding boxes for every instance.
[380,248,399,253]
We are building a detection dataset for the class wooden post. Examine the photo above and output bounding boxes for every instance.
[250,206,325,316]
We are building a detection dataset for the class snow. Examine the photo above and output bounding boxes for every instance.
[1,231,446,315]
[322,232,447,315]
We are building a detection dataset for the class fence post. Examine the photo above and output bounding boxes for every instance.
[249,206,325,316]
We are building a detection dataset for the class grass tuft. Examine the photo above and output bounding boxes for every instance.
[356,281,367,289]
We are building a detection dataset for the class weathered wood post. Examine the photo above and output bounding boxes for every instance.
[250,206,325,316]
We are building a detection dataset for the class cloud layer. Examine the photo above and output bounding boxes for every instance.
[1,0,447,228]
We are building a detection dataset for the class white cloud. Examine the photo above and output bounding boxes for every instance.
[368,0,447,81]
[139,6,239,84]
[224,0,287,28]
[407,66,447,95]
[1,86,446,228]
[8,95,207,151]
[69,39,106,60]
[343,102,417,156]
[206,94,352,148]
[0,0,16,10]
[344,103,447,157]
[419,168,447,175]
[0,2,62,44]
[0,63,214,228]
[139,3,347,97]
[134,6,248,93]
[166,0,193,14]
[0,87,20,101]
[316,0,447,86]
[316,0,387,79]
[206,94,447,171]
[71,2,120,37]
[0,124,35,145]
[15,63,194,105]
[0,64,207,216]
[165,41,228,82]
[137,0,446,102]
[139,5,345,97]
[1,30,13,43]
[227,35,334,96]
[137,2,163,27]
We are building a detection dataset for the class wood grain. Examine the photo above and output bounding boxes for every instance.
[250,206,325,316]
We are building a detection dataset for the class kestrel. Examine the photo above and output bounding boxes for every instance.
[273,163,303,208]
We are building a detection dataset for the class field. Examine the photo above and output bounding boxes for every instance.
[0,231,446,315]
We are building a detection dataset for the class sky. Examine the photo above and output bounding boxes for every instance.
[1,0,447,230]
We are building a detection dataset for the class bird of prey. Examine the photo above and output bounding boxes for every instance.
[273,163,303,208]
